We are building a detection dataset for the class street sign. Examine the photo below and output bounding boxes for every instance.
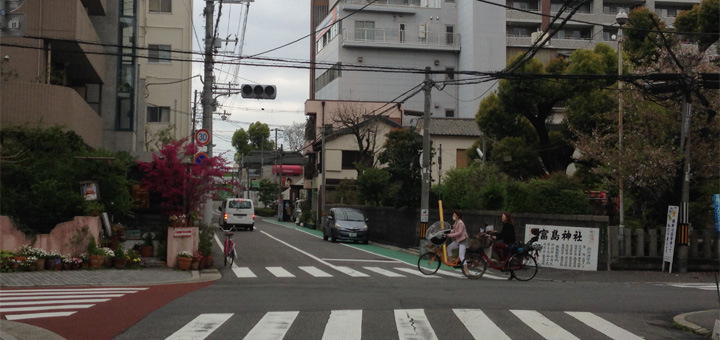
[713,194,720,233]
[663,205,679,273]
[194,152,208,164]
[195,129,210,146]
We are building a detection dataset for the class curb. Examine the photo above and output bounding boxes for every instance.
[673,310,714,337]
[0,320,66,340]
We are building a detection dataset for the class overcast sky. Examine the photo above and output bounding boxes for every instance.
[191,0,311,158]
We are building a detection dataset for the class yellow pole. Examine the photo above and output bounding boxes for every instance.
[439,200,447,262]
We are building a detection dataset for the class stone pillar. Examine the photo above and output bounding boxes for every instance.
[635,230,644,257]
[648,228,658,257]
[623,228,632,256]
[166,226,199,269]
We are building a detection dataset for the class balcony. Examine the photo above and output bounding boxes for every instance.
[342,28,461,52]
[0,82,102,149]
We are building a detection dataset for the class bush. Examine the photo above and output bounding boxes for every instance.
[505,174,590,214]
[255,207,275,217]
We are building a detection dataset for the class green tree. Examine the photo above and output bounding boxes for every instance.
[377,128,423,208]
[355,167,391,206]
[258,178,278,208]
[489,137,545,180]
[673,0,720,53]
[436,164,508,210]
[622,7,671,66]
[248,122,274,150]
[231,129,252,160]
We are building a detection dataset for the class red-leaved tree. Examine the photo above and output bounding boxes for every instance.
[138,138,235,219]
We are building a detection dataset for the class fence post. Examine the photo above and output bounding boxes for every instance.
[609,225,619,258]
[702,229,713,259]
[635,229,644,257]
[689,229,698,259]
[624,228,632,256]
[648,228,658,257]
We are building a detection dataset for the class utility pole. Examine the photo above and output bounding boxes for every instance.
[271,127,281,219]
[279,144,284,221]
[200,0,215,226]
[419,67,432,254]
[320,101,326,230]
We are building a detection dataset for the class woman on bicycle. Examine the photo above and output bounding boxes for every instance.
[446,210,468,274]
[491,212,517,264]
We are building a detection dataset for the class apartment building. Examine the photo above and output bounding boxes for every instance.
[0,0,194,160]
[310,0,699,119]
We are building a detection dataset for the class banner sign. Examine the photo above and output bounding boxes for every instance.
[525,224,599,271]
[663,206,679,263]
[173,227,193,238]
[714,194,720,233]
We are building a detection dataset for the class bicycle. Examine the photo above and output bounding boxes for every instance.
[417,229,486,279]
[464,231,542,281]
[223,231,236,267]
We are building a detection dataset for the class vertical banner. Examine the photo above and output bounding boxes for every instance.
[525,224,599,271]
[714,194,720,234]
[663,206,679,272]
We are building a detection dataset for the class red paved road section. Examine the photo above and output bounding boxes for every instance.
[6,281,213,340]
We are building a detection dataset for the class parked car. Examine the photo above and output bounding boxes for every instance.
[218,198,255,231]
[322,207,369,244]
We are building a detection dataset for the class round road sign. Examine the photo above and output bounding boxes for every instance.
[195,129,210,146]
[194,152,208,164]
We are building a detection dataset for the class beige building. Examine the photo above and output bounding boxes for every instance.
[416,118,482,184]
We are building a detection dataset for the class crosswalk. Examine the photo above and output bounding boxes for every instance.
[0,287,148,320]
[228,265,499,280]
[657,283,718,291]
[164,308,644,340]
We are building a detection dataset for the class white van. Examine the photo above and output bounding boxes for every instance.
[218,198,255,231]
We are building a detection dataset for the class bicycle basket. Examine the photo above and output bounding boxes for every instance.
[426,221,451,246]
[467,232,493,252]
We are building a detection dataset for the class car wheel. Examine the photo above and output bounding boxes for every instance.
[331,232,337,243]
[322,232,328,241]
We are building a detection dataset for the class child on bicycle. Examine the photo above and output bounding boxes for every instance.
[446,210,468,274]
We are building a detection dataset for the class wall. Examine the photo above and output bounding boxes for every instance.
[0,216,102,255]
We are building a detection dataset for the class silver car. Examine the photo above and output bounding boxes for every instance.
[322,208,369,244]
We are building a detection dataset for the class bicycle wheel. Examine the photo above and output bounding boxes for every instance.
[463,252,487,279]
[228,249,234,267]
[509,254,537,281]
[417,252,441,275]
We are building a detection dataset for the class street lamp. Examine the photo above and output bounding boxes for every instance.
[616,9,628,236]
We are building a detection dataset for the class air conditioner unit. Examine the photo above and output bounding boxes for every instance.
[531,31,551,46]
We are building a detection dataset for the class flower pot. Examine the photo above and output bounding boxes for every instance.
[89,255,104,269]
[36,258,46,271]
[203,255,213,268]
[140,246,153,258]
[103,257,114,268]
[115,258,127,269]
[81,261,89,269]
[191,261,200,270]
[177,256,192,270]
[71,263,80,270]
[28,263,37,271]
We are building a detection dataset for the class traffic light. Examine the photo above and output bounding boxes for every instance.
[240,84,276,100]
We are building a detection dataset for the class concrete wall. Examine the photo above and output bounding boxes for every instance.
[0,216,102,256]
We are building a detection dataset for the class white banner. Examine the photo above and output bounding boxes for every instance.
[525,224,599,271]
[663,206,679,263]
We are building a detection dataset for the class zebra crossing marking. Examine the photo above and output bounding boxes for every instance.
[453,308,511,339]
[233,267,257,278]
[511,309,580,340]
[395,309,438,340]
[165,313,232,340]
[266,266,295,278]
[0,298,111,306]
[243,311,298,340]
[393,267,441,278]
[332,266,370,277]
[0,294,125,301]
[362,266,405,277]
[5,311,76,321]
[322,310,362,340]
[566,311,644,340]
[299,266,333,277]
[663,283,717,291]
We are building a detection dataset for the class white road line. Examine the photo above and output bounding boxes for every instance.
[0,290,142,296]
[0,287,147,295]
[322,310,362,340]
[332,266,369,277]
[363,267,405,277]
[299,266,333,277]
[664,283,717,290]
[5,311,76,320]
[393,267,441,278]
[165,313,233,340]
[243,311,298,340]
[0,294,124,301]
[511,310,580,340]
[453,309,511,340]
[566,311,644,340]
[395,309,438,340]
[0,304,94,313]
[0,298,110,306]
[323,258,402,263]
[266,267,295,278]
[233,267,256,278]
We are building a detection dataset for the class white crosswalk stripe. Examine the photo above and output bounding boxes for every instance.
[266,266,295,277]
[227,265,489,279]
[362,266,405,277]
[299,266,333,277]
[0,287,148,321]
[167,309,649,340]
[661,283,717,291]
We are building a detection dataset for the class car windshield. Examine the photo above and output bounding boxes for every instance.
[229,200,252,209]
[336,210,364,221]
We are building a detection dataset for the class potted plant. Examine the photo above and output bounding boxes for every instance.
[140,232,154,258]
[191,251,203,270]
[177,250,193,270]
[126,250,142,269]
[114,245,127,269]
[83,201,105,216]
[168,214,187,228]
[45,250,62,270]
[79,253,90,269]
[101,247,115,268]
[198,224,214,268]
[87,237,104,269]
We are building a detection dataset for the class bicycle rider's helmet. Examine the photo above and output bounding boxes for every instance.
[426,221,452,246]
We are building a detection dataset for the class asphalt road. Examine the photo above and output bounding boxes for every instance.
[113,217,713,339]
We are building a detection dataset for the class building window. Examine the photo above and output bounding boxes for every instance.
[147,106,170,122]
[116,0,136,131]
[148,44,171,63]
[456,149,468,168]
[446,26,454,45]
[355,21,375,41]
[445,67,454,80]
[341,151,360,169]
[445,109,455,117]
[149,0,171,13]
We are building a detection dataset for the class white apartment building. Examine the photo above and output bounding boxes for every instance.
[311,0,699,119]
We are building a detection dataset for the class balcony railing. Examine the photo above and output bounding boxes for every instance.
[341,0,422,6]
[342,28,460,50]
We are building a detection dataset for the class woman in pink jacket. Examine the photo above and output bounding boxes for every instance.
[446,210,468,274]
